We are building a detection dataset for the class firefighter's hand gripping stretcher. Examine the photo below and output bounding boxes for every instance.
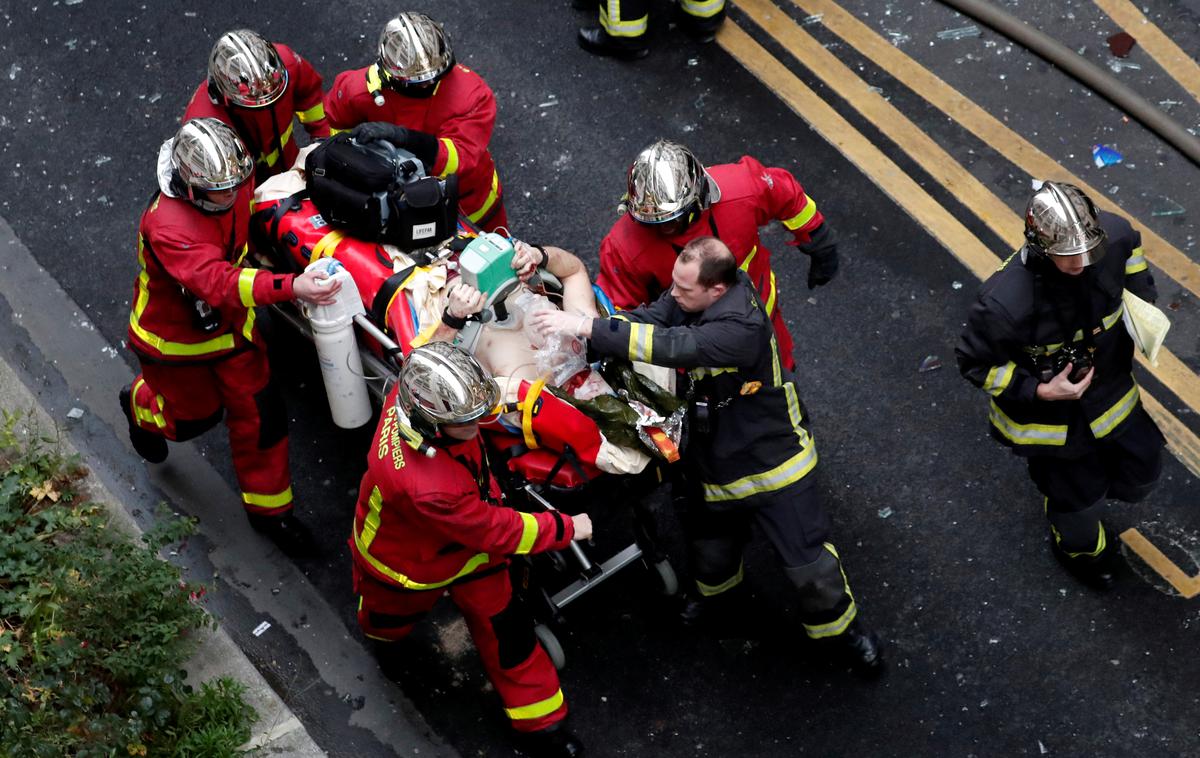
[250,145,684,485]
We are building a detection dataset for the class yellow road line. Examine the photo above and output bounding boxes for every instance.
[729,0,1200,467]
[735,0,1022,264]
[715,21,999,277]
[1093,0,1200,104]
[1120,527,1200,598]
[790,0,1200,295]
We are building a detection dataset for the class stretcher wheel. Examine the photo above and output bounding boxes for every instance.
[653,558,679,596]
[534,623,566,670]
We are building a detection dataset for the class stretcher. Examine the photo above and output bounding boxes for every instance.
[251,182,678,667]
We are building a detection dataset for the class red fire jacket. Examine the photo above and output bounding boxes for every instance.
[350,393,576,591]
[596,155,827,367]
[183,43,330,183]
[128,186,296,362]
[324,63,502,226]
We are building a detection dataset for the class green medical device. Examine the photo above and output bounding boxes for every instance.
[458,232,520,310]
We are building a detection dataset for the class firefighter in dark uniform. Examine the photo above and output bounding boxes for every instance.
[576,0,727,59]
[956,182,1164,589]
[530,236,882,671]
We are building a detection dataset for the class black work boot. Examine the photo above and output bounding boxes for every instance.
[577,27,650,60]
[1050,532,1118,591]
[118,385,168,463]
[248,512,317,558]
[679,586,762,638]
[513,721,584,758]
[834,619,884,675]
[672,2,724,43]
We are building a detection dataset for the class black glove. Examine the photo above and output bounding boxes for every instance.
[350,121,409,146]
[799,222,839,289]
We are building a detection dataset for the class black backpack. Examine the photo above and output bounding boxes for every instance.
[306,133,459,250]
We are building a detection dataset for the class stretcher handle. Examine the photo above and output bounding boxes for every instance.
[352,313,405,366]
[523,485,593,571]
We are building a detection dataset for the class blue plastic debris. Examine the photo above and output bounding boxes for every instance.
[1092,144,1123,168]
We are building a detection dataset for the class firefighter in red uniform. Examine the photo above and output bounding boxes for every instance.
[351,342,587,758]
[119,119,340,555]
[183,29,330,186]
[323,12,508,232]
[596,140,839,371]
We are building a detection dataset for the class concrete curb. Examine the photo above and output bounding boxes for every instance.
[0,352,327,757]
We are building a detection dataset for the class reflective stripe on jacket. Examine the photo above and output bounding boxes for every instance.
[596,155,827,368]
[589,272,818,509]
[955,211,1158,457]
[349,391,575,590]
[127,188,295,362]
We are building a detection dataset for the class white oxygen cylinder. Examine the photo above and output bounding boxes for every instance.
[303,259,373,429]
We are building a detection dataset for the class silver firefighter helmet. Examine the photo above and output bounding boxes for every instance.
[170,118,254,211]
[396,341,499,434]
[1024,181,1106,264]
[625,140,720,225]
[208,30,288,108]
[377,13,454,85]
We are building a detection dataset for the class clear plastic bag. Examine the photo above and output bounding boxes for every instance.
[519,291,590,386]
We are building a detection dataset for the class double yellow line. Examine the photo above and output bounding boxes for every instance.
[718,0,1200,594]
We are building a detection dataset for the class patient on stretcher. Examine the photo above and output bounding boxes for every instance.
[427,241,671,476]
[251,150,677,477]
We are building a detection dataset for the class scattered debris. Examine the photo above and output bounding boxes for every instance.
[918,355,942,373]
[1092,144,1123,168]
[64,39,78,50]
[886,31,910,47]
[1031,178,1045,190]
[936,25,982,41]
[537,100,559,109]
[1107,58,1141,73]
[66,407,84,420]
[952,281,963,290]
[7,64,20,81]
[1107,31,1136,58]
[1159,99,1183,112]
[252,621,271,637]
[687,57,700,67]
[94,155,113,167]
[802,13,824,26]
[1167,301,1182,311]
[65,0,84,5]
[1151,197,1186,217]
[1038,740,1049,755]
[1107,186,1120,195]
[877,506,894,519]
[148,92,162,104]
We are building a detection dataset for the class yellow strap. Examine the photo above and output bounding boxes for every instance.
[311,230,346,260]
[521,379,547,449]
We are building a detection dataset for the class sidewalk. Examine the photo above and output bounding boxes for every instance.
[0,350,326,757]
[0,215,454,757]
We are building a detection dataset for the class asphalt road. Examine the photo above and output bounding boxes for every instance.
[3,1,1200,756]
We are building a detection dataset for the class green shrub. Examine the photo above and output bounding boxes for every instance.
[0,410,257,756]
